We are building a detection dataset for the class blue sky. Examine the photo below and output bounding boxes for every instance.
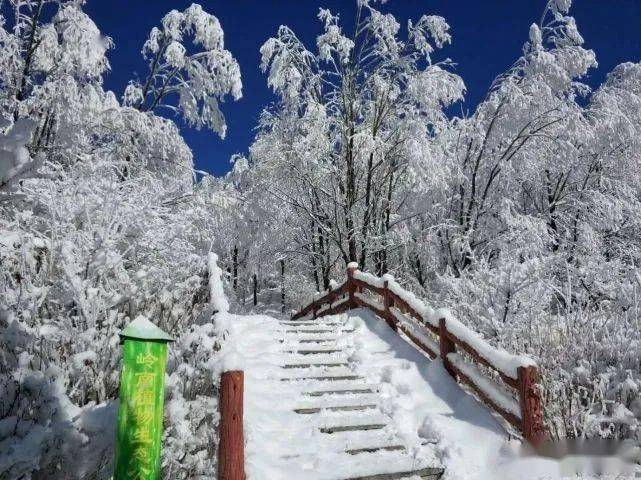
[84,0,641,176]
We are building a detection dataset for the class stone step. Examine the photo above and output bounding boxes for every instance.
[343,467,445,480]
[305,388,375,396]
[286,349,343,355]
[319,424,386,434]
[286,329,354,334]
[346,445,405,455]
[278,338,337,344]
[282,362,349,369]
[294,404,377,414]
[297,338,336,343]
[281,321,343,326]
[282,375,362,382]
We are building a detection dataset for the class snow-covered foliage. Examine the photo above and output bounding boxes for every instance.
[124,3,242,137]
[2,0,641,474]
[219,0,641,445]
[0,2,240,478]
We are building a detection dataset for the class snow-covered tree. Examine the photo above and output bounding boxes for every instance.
[253,0,464,286]
[0,2,242,478]
[124,3,242,137]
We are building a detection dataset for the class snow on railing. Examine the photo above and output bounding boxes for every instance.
[290,263,545,446]
[208,252,230,314]
[292,278,350,320]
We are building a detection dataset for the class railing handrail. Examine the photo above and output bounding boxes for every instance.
[291,263,545,446]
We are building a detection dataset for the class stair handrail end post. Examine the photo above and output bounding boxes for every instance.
[346,262,358,308]
[517,364,546,447]
[218,369,245,480]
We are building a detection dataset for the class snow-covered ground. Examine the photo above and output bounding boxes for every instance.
[220,308,636,479]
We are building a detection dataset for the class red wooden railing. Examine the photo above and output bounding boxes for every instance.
[292,263,545,446]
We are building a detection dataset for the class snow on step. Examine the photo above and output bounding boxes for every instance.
[320,424,386,434]
[325,428,405,451]
[295,392,381,409]
[281,365,355,379]
[296,338,337,343]
[281,375,362,382]
[294,378,373,391]
[294,404,377,414]
[281,321,345,327]
[343,467,444,480]
[286,328,355,334]
[306,388,376,397]
[284,353,350,365]
[346,445,405,455]
[285,347,344,354]
[311,410,390,428]
[281,361,350,369]
[276,450,441,480]
[285,330,343,338]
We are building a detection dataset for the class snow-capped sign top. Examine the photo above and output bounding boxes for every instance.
[347,261,359,270]
[120,315,174,343]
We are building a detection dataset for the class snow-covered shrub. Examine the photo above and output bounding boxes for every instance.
[163,320,221,479]
[0,1,241,478]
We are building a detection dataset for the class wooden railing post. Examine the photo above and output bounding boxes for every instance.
[517,365,545,446]
[382,277,398,331]
[439,317,456,377]
[346,262,358,308]
[218,370,244,480]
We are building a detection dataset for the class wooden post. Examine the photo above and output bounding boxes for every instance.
[382,279,397,331]
[439,317,456,377]
[218,370,244,480]
[346,262,358,308]
[517,365,545,446]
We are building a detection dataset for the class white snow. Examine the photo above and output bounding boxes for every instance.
[120,315,173,342]
[355,291,384,311]
[351,271,535,380]
[435,308,536,379]
[0,119,42,194]
[229,311,443,479]
[391,307,439,357]
[220,308,608,480]
[353,270,385,289]
[447,352,522,420]
[208,252,230,313]
[220,347,246,373]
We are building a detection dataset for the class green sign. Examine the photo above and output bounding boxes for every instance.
[114,317,173,480]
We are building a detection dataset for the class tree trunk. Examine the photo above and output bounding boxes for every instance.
[253,273,257,306]
[232,245,238,291]
[280,259,285,313]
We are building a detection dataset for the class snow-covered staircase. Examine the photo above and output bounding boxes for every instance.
[238,313,445,480]
[215,262,580,480]
[278,317,443,479]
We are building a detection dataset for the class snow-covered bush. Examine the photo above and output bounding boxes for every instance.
[0,1,241,478]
